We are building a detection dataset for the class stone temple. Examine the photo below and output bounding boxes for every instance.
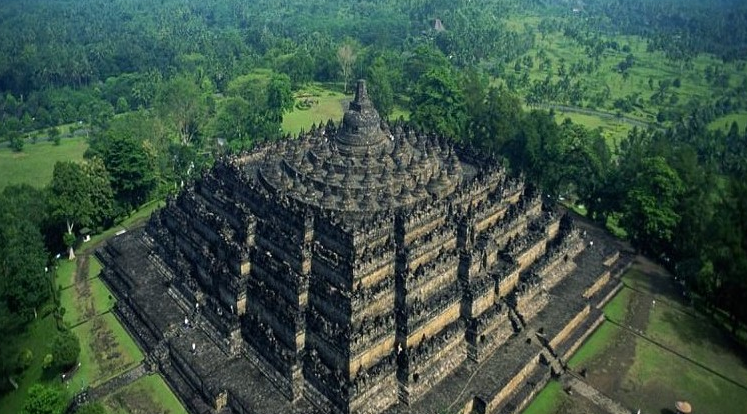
[99,80,630,414]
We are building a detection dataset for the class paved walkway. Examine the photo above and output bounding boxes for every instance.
[87,363,147,401]
[563,373,632,414]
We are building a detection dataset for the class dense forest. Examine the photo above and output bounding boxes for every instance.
[1,0,746,413]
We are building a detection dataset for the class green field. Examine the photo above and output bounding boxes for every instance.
[59,277,116,327]
[708,111,747,132]
[0,136,88,191]
[56,259,78,290]
[282,83,349,135]
[506,16,746,129]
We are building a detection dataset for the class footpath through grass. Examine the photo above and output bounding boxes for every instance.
[0,136,88,191]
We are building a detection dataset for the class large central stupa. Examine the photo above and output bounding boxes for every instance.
[98,80,628,414]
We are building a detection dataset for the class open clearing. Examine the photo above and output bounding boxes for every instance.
[0,136,88,191]
[708,111,747,132]
[282,83,349,135]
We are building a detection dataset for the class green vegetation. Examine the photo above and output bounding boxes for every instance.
[708,111,747,131]
[59,278,115,327]
[538,264,747,414]
[0,315,58,414]
[282,84,348,135]
[0,137,87,191]
[519,380,565,414]
[56,260,78,291]
[628,339,747,414]
[567,322,619,370]
[552,112,633,147]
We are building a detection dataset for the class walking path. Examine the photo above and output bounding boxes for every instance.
[86,363,148,401]
[562,373,632,414]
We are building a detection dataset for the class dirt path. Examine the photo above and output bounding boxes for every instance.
[580,281,651,396]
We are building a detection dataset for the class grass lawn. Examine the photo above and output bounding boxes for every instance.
[567,322,621,370]
[56,259,78,290]
[643,299,747,388]
[72,313,143,388]
[282,83,349,135]
[520,380,565,414]
[89,256,102,278]
[103,374,188,414]
[627,338,747,414]
[0,136,88,191]
[59,277,116,327]
[566,288,634,369]
[601,287,632,322]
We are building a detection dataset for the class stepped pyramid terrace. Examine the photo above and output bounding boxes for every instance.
[98,80,631,414]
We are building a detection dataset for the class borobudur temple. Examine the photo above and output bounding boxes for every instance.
[98,80,631,414]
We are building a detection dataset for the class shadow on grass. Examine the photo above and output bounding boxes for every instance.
[659,308,708,349]
[658,301,747,370]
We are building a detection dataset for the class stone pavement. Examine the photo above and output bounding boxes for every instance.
[563,373,633,414]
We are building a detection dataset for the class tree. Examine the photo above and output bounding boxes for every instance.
[9,132,24,152]
[0,185,50,353]
[337,43,357,94]
[467,86,523,152]
[49,162,93,261]
[48,127,61,145]
[97,134,156,212]
[409,67,467,140]
[210,97,253,145]
[266,73,294,122]
[115,97,129,114]
[0,218,49,316]
[282,49,315,87]
[21,384,66,414]
[51,329,80,371]
[156,76,207,146]
[367,56,395,117]
[620,156,684,254]
[48,161,114,259]
[404,45,451,87]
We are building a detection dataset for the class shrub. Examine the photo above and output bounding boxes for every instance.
[51,329,80,371]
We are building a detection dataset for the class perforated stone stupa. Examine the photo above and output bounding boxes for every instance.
[99,80,630,414]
